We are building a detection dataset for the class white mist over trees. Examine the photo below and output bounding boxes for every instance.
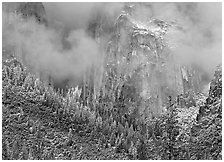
[2,2,222,93]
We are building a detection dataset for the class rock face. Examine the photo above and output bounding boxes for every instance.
[191,65,222,160]
[17,2,48,26]
[196,65,222,121]
[3,2,47,26]
[105,6,208,118]
[207,65,222,104]
[2,2,48,60]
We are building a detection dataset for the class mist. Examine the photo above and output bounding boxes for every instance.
[2,2,222,89]
[128,2,221,76]
[153,2,221,76]
[3,11,100,84]
[2,2,125,87]
[43,2,124,29]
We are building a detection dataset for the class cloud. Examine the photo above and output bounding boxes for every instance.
[2,2,127,88]
[2,10,101,86]
[3,2,221,89]
[43,2,124,30]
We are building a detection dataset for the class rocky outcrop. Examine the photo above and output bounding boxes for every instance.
[2,2,48,60]
[105,6,205,118]
[105,11,171,118]
[3,2,47,26]
[196,65,222,121]
[17,2,48,26]
[190,65,222,160]
[207,65,222,104]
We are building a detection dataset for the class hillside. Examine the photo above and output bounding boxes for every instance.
[2,57,222,160]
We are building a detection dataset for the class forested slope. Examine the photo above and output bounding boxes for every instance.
[2,58,221,160]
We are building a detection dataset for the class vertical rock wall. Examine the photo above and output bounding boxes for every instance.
[106,8,204,118]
